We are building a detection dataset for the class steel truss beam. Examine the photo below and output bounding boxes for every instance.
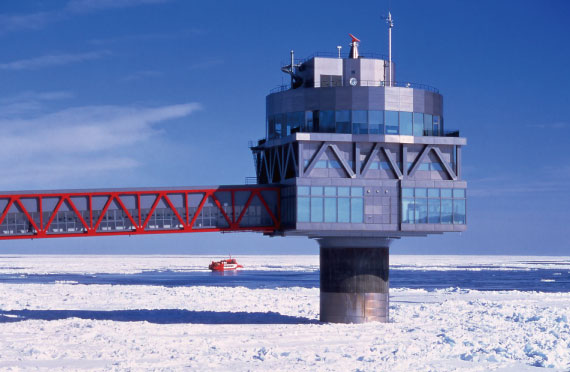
[0,187,280,240]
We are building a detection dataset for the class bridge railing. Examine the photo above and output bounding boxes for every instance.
[0,186,280,240]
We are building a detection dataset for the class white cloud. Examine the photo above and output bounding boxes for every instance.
[0,11,60,34]
[0,157,140,187]
[122,70,163,82]
[0,102,201,188]
[188,59,224,70]
[0,0,169,34]
[66,0,169,13]
[0,51,109,71]
[469,170,570,197]
[526,122,568,129]
[0,91,74,118]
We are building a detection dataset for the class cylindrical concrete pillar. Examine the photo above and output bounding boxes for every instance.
[318,237,391,323]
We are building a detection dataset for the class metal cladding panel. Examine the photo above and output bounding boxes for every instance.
[318,88,336,110]
[342,58,361,85]
[351,88,369,110]
[314,57,343,82]
[266,86,444,118]
[368,88,385,109]
[384,87,401,111]
[304,89,319,111]
[360,58,386,82]
[335,87,352,110]
[282,88,304,113]
[399,88,414,112]
[413,89,426,112]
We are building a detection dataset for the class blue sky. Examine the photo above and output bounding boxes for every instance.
[0,0,569,255]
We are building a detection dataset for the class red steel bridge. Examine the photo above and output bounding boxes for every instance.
[0,186,280,240]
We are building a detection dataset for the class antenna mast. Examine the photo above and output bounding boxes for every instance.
[386,12,394,86]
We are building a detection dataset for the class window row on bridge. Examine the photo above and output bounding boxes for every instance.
[0,205,273,236]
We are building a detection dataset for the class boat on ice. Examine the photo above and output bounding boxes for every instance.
[208,257,243,271]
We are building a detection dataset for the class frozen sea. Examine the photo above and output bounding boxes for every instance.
[0,255,569,371]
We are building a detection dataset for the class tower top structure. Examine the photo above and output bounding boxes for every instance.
[253,20,467,322]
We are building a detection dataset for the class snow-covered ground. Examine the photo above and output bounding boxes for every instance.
[0,255,568,371]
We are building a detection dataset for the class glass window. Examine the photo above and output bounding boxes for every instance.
[369,110,384,134]
[402,199,415,224]
[428,199,441,223]
[431,163,444,171]
[297,197,310,222]
[428,188,440,198]
[415,188,427,198]
[328,160,341,168]
[351,187,363,197]
[310,198,323,222]
[413,113,423,136]
[315,160,327,168]
[298,186,310,195]
[418,163,430,171]
[311,186,323,196]
[433,115,441,136]
[423,114,433,136]
[441,199,452,224]
[288,112,303,134]
[369,161,379,170]
[400,112,413,136]
[402,188,414,198]
[277,114,286,137]
[351,198,363,223]
[324,198,337,222]
[380,161,391,170]
[304,111,313,132]
[453,189,466,198]
[324,187,336,196]
[441,188,452,198]
[335,110,351,133]
[415,198,428,223]
[338,198,350,222]
[319,111,335,133]
[385,111,399,134]
[352,110,367,123]
[338,187,350,197]
[268,115,276,138]
[352,110,368,134]
[453,199,466,224]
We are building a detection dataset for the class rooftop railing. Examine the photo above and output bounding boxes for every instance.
[299,51,389,63]
[270,80,439,94]
[280,51,390,68]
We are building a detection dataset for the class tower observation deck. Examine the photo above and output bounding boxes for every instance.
[0,23,466,324]
[251,31,467,322]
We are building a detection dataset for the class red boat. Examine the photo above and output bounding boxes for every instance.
[208,257,243,271]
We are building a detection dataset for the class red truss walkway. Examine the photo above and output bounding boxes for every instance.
[0,186,280,240]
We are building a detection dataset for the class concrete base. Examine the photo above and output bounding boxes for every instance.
[318,237,391,323]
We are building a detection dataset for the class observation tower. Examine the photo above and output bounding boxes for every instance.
[0,14,466,323]
[251,15,467,322]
